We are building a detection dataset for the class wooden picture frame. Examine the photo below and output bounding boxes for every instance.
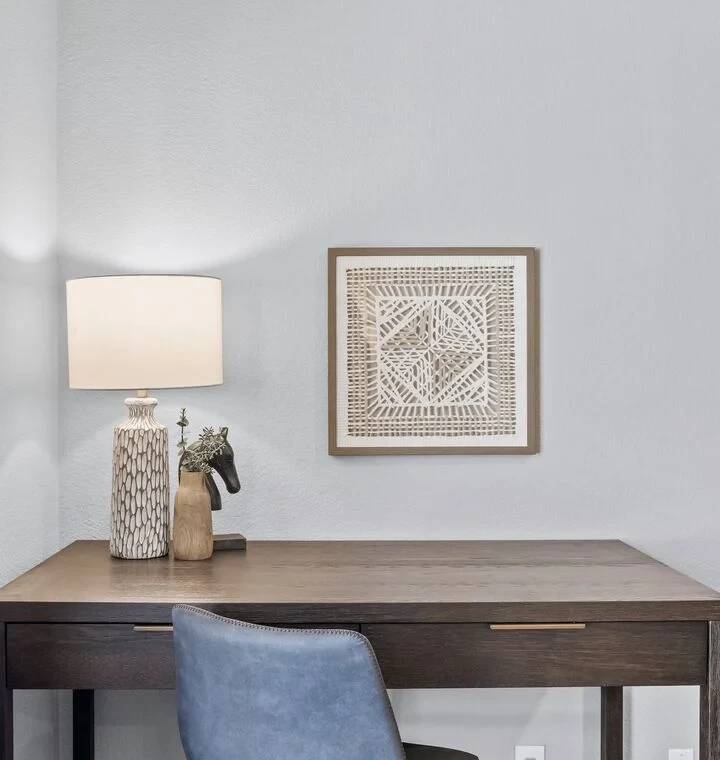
[328,247,539,455]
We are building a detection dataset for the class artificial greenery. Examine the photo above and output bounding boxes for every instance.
[176,408,189,451]
[178,409,226,473]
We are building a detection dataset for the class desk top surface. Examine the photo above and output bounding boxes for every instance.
[1,539,719,623]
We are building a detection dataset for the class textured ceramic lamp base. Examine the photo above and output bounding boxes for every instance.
[110,397,170,559]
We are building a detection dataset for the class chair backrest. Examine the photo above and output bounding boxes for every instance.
[172,605,406,760]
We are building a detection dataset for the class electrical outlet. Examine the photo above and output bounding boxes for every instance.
[668,751,693,760]
[515,746,545,760]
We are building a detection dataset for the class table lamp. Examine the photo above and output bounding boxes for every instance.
[66,275,223,560]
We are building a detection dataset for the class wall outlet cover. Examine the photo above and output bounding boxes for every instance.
[515,746,545,760]
[668,751,693,760]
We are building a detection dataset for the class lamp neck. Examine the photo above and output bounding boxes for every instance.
[122,395,164,431]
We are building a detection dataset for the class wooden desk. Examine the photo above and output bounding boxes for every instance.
[1,540,719,760]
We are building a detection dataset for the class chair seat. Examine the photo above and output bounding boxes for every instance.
[403,742,479,760]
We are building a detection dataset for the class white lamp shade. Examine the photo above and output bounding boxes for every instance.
[66,275,223,390]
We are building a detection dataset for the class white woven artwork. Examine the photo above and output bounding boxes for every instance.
[332,252,536,453]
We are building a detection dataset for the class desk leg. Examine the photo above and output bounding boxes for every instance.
[0,687,11,760]
[73,690,95,760]
[0,624,12,760]
[701,621,720,760]
[601,686,623,760]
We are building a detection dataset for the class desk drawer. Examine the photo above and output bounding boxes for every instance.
[6,622,358,690]
[363,622,708,688]
[7,624,175,689]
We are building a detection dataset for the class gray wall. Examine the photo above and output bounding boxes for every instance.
[56,0,720,758]
[0,0,60,757]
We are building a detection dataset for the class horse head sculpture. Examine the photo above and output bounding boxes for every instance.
[180,427,240,512]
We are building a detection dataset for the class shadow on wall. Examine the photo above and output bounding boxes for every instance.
[0,252,60,758]
[58,226,547,546]
[58,232,336,541]
[390,688,604,758]
[0,250,59,581]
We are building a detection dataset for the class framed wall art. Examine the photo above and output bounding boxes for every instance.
[328,247,539,455]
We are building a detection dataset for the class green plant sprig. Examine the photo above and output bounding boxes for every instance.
[180,427,226,474]
[176,408,189,451]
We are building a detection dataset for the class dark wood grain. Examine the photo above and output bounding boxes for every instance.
[601,686,623,760]
[6,623,359,690]
[0,624,12,760]
[1,540,719,624]
[363,623,708,688]
[7,625,175,690]
[73,691,94,760]
[0,540,718,760]
[700,621,720,760]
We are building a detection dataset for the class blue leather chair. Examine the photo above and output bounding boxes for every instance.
[173,605,478,760]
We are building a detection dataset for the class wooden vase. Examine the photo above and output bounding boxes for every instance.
[173,472,213,561]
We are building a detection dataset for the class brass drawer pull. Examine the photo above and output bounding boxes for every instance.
[133,625,174,633]
[490,623,586,631]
